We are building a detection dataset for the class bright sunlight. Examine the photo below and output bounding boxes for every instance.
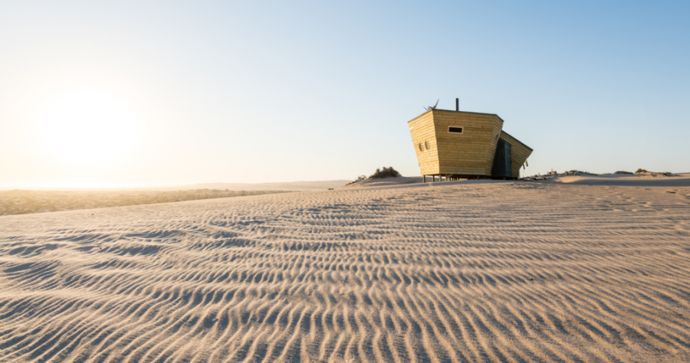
[34,89,140,168]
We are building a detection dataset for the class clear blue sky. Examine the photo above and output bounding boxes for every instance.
[1,1,688,188]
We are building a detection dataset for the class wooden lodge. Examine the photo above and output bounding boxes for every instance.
[408,104,533,181]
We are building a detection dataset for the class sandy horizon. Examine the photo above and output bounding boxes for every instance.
[0,180,352,193]
[1,176,689,362]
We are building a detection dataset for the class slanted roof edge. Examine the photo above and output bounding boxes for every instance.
[407,110,432,124]
[501,130,533,151]
[407,109,504,124]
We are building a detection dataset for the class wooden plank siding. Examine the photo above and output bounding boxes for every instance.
[408,111,439,175]
[409,110,503,177]
[500,131,533,178]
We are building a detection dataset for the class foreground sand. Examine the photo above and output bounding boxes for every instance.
[1,180,689,362]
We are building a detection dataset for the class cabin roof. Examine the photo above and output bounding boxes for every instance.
[501,130,533,151]
[407,109,505,124]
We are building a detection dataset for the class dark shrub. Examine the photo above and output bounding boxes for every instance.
[369,167,401,179]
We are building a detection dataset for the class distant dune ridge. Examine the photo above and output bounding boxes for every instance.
[1,178,690,362]
[0,189,291,216]
[0,180,352,216]
[148,180,351,191]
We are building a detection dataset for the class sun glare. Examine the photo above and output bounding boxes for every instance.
[35,90,140,168]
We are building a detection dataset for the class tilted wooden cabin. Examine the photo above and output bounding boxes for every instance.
[408,108,532,180]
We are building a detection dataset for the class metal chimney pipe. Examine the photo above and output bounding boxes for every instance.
[455,98,459,111]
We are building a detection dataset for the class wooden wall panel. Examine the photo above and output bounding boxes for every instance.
[432,110,502,176]
[408,111,439,175]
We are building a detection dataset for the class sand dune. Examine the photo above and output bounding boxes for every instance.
[147,180,351,192]
[548,173,690,187]
[1,181,690,362]
[0,189,290,216]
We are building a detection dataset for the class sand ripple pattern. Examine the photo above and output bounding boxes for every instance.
[1,182,690,362]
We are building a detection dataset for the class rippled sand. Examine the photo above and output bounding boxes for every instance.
[1,181,689,362]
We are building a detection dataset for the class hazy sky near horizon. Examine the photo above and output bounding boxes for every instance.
[1,1,688,188]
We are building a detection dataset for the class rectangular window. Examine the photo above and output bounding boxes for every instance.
[448,126,463,134]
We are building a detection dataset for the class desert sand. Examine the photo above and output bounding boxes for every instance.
[0,189,290,216]
[1,177,690,362]
[147,180,351,192]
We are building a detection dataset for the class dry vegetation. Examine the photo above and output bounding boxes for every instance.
[0,189,290,216]
[369,166,401,179]
[347,166,402,185]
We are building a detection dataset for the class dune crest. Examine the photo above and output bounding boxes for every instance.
[1,182,690,362]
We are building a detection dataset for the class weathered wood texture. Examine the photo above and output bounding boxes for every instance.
[500,131,533,178]
[434,110,504,176]
[409,110,503,176]
[408,111,439,175]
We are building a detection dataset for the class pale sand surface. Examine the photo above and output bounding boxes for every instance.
[547,173,690,187]
[147,180,351,192]
[0,190,290,216]
[1,181,690,362]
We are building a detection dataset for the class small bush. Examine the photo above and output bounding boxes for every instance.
[369,167,401,179]
[635,168,648,174]
[614,171,633,174]
[346,175,368,185]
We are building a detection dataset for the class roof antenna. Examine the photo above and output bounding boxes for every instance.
[455,98,459,111]
[424,99,439,111]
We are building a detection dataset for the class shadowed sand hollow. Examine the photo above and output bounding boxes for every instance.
[1,181,690,362]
